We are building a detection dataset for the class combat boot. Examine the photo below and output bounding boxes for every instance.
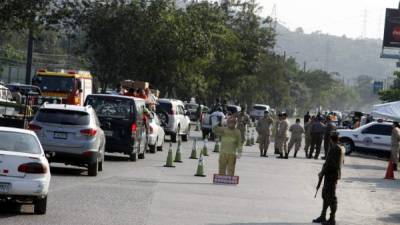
[294,151,297,158]
[284,153,289,159]
[277,153,284,159]
[322,218,335,225]
[312,216,326,223]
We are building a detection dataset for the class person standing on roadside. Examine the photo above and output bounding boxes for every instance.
[273,113,282,154]
[391,122,400,171]
[213,116,243,176]
[288,118,305,158]
[322,116,337,160]
[237,106,251,145]
[304,116,314,157]
[256,110,274,157]
[277,113,289,159]
[309,116,326,159]
[313,132,344,225]
[304,111,311,125]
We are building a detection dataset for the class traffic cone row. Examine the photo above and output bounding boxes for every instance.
[163,137,208,177]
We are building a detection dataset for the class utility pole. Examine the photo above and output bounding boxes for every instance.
[25,29,34,85]
[303,61,306,73]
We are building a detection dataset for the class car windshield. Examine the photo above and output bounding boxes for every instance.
[0,131,41,154]
[35,76,75,92]
[36,109,90,125]
[157,102,173,114]
[253,106,267,110]
[85,96,133,119]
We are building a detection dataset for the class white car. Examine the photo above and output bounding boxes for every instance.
[250,104,270,122]
[338,121,392,155]
[148,112,165,153]
[0,127,51,214]
[156,99,191,142]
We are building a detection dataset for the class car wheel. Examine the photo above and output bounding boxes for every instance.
[182,126,190,142]
[129,152,137,161]
[88,157,99,176]
[98,148,104,172]
[149,144,156,154]
[34,196,47,215]
[138,144,145,159]
[157,140,164,151]
[341,139,354,156]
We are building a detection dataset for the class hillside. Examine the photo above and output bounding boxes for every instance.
[275,24,396,82]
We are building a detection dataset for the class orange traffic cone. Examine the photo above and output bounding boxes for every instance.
[385,161,395,180]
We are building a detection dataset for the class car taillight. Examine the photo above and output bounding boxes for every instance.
[131,123,137,140]
[28,123,42,131]
[18,162,47,174]
[149,126,154,134]
[80,129,97,137]
[169,109,175,115]
[82,151,93,157]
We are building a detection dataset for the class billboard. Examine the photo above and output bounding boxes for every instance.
[383,8,400,48]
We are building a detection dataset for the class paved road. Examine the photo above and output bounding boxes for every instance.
[1,128,400,225]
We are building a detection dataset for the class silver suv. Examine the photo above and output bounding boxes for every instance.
[29,103,106,176]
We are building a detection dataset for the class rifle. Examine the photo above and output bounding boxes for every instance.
[314,174,323,198]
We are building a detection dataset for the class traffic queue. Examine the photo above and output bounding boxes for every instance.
[0,68,194,215]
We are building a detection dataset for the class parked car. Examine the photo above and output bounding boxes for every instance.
[250,104,270,122]
[84,94,147,161]
[29,103,105,176]
[0,127,50,214]
[338,121,392,156]
[156,99,191,142]
[147,112,165,153]
[184,103,209,122]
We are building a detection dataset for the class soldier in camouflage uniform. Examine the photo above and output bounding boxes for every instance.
[304,116,314,157]
[213,116,243,176]
[237,106,250,145]
[288,118,305,158]
[313,132,344,225]
[256,111,274,157]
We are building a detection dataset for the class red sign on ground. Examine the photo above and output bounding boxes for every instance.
[213,174,239,185]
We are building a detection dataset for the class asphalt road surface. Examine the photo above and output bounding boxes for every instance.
[1,128,400,225]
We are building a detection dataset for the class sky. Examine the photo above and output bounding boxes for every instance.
[258,0,400,39]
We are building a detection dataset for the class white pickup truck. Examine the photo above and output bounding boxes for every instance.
[338,121,392,156]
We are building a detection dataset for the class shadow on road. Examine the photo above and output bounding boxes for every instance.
[341,177,400,189]
[104,154,130,162]
[378,213,400,224]
[50,166,86,176]
[209,223,315,225]
[344,163,386,171]
[0,202,30,217]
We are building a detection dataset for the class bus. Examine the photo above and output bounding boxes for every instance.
[33,69,93,106]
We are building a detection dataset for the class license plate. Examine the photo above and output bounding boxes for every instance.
[54,132,67,139]
[104,130,113,136]
[0,183,10,193]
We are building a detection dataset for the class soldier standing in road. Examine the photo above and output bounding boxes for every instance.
[313,132,344,225]
[213,116,243,176]
[391,122,400,171]
[304,116,314,157]
[304,111,311,126]
[256,110,274,157]
[309,117,326,159]
[277,113,289,159]
[273,113,282,154]
[288,118,305,158]
[237,106,250,145]
[322,116,337,160]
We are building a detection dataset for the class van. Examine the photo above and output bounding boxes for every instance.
[84,94,147,161]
